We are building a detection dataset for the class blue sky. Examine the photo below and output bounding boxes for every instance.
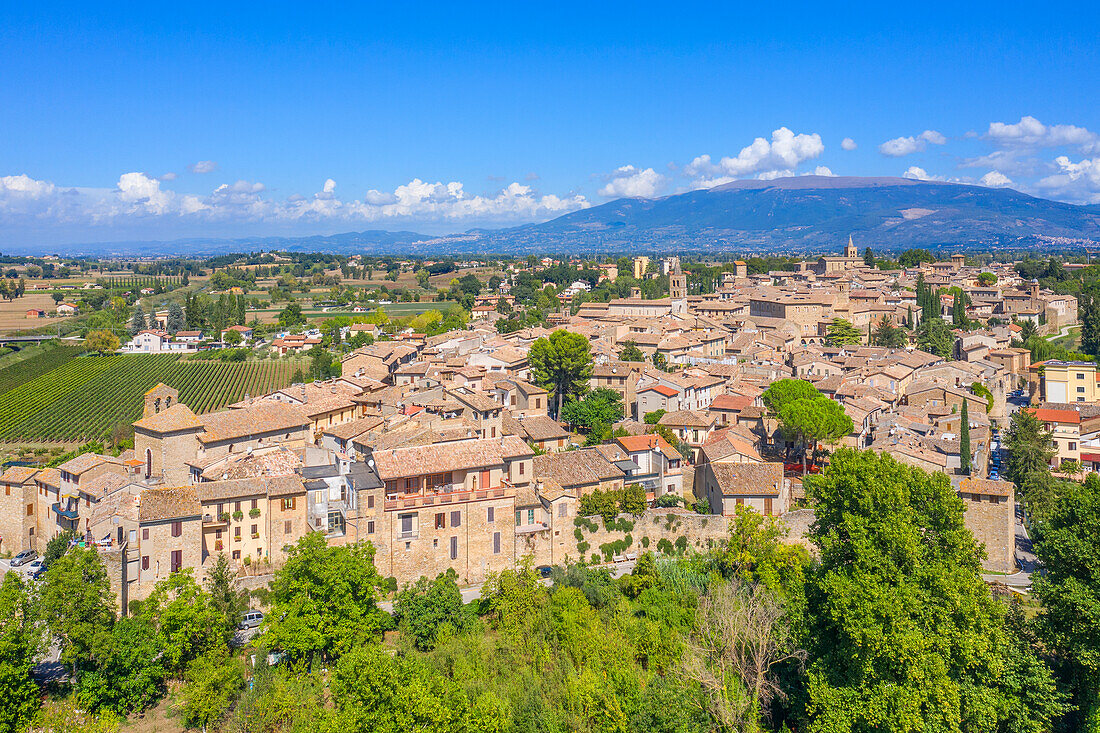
[2,1,1099,247]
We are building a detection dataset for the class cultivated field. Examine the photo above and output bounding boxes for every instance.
[0,353,307,444]
[0,293,72,332]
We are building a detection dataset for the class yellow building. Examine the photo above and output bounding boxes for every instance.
[1032,360,1099,403]
[632,256,650,279]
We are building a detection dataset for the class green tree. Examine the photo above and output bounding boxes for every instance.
[138,570,224,675]
[977,271,998,286]
[1082,285,1100,357]
[898,248,935,268]
[166,301,185,332]
[529,329,593,418]
[824,317,863,346]
[560,388,623,433]
[393,569,476,651]
[326,644,508,732]
[223,328,243,346]
[41,529,77,567]
[175,650,245,729]
[777,396,853,474]
[205,553,248,641]
[872,316,907,348]
[84,329,119,355]
[916,317,954,358]
[1005,407,1056,490]
[959,398,971,475]
[714,505,808,595]
[618,340,645,362]
[863,247,875,267]
[761,378,820,416]
[802,449,1041,732]
[1034,473,1100,728]
[277,301,306,327]
[1019,319,1039,343]
[129,304,146,336]
[0,574,44,733]
[265,534,390,667]
[40,545,116,672]
[77,617,165,715]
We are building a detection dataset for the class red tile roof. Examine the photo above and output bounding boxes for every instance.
[641,384,679,397]
[1027,407,1081,424]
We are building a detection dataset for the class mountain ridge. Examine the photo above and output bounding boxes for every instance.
[15,176,1100,257]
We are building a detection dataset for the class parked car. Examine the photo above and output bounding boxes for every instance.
[783,462,821,474]
[238,610,264,630]
[989,470,1000,481]
[10,550,36,568]
[24,559,46,580]
[536,565,553,579]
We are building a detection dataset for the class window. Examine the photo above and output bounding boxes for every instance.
[527,509,535,524]
[232,550,240,560]
[450,510,461,527]
[129,529,137,544]
[449,536,458,560]
[284,520,292,533]
[1078,373,1086,379]
[171,520,182,537]
[141,556,149,570]
[367,520,375,534]
[435,512,446,529]
[26,504,33,516]
[519,462,525,476]
[487,506,495,522]
[217,502,224,516]
[515,510,522,526]
[1070,442,1077,451]
[493,532,501,554]
[558,503,567,517]
[367,495,374,509]
[235,527,241,539]
[282,497,296,510]
[171,550,182,573]
[142,528,149,540]
[251,498,258,510]
[399,513,416,537]
[215,529,222,539]
[234,501,241,512]
[251,524,258,535]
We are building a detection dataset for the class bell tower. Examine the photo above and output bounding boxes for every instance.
[845,234,858,259]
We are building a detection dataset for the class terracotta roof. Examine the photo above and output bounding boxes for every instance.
[194,475,305,502]
[133,403,203,433]
[533,449,625,488]
[709,462,784,496]
[641,384,679,397]
[372,437,526,480]
[615,433,679,460]
[709,394,754,412]
[138,486,201,523]
[56,453,120,475]
[658,409,714,428]
[1027,407,1081,425]
[198,402,310,444]
[513,415,570,442]
[959,477,1013,498]
[0,466,40,484]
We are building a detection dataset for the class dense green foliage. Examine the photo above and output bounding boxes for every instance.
[529,329,593,417]
[823,317,862,346]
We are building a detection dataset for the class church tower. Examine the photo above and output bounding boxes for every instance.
[845,234,858,259]
[669,257,687,314]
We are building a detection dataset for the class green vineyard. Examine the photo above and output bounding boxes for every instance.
[0,354,305,444]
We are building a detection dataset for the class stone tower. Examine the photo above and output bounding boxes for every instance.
[143,383,179,417]
[669,258,687,314]
[845,234,858,259]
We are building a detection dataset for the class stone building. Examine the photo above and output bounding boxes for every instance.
[958,477,1015,573]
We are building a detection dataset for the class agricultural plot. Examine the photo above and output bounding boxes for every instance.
[0,354,303,444]
[0,343,86,394]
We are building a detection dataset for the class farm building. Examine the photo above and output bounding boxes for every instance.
[56,303,79,316]
[25,308,46,318]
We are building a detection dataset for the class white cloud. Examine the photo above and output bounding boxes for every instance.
[987,116,1099,152]
[879,130,947,157]
[683,128,825,188]
[598,165,665,198]
[1036,156,1100,204]
[0,171,591,231]
[189,160,218,174]
[903,166,934,180]
[159,172,178,181]
[979,171,1013,188]
[813,166,835,177]
[841,137,857,151]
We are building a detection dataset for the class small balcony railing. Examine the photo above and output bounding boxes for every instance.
[384,485,511,511]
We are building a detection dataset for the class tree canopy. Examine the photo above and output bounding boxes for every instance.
[824,317,863,346]
[529,329,593,417]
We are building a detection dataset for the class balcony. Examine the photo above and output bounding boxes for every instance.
[202,513,229,527]
[52,503,79,521]
[384,485,512,512]
[515,521,549,535]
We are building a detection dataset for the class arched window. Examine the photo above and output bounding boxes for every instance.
[145,448,152,479]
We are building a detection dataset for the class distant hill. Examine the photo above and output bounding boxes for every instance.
[479,176,1100,254]
[39,176,1100,257]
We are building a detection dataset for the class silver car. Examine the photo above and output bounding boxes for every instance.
[238,610,264,629]
[10,550,36,568]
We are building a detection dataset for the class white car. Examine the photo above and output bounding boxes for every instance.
[238,610,264,630]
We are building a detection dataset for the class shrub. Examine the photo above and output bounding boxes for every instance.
[656,538,673,554]
[574,528,584,541]
[249,508,261,518]
[232,510,244,521]
[674,536,688,554]
[641,536,650,548]
[591,554,601,564]
[577,541,589,554]
[655,493,681,508]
